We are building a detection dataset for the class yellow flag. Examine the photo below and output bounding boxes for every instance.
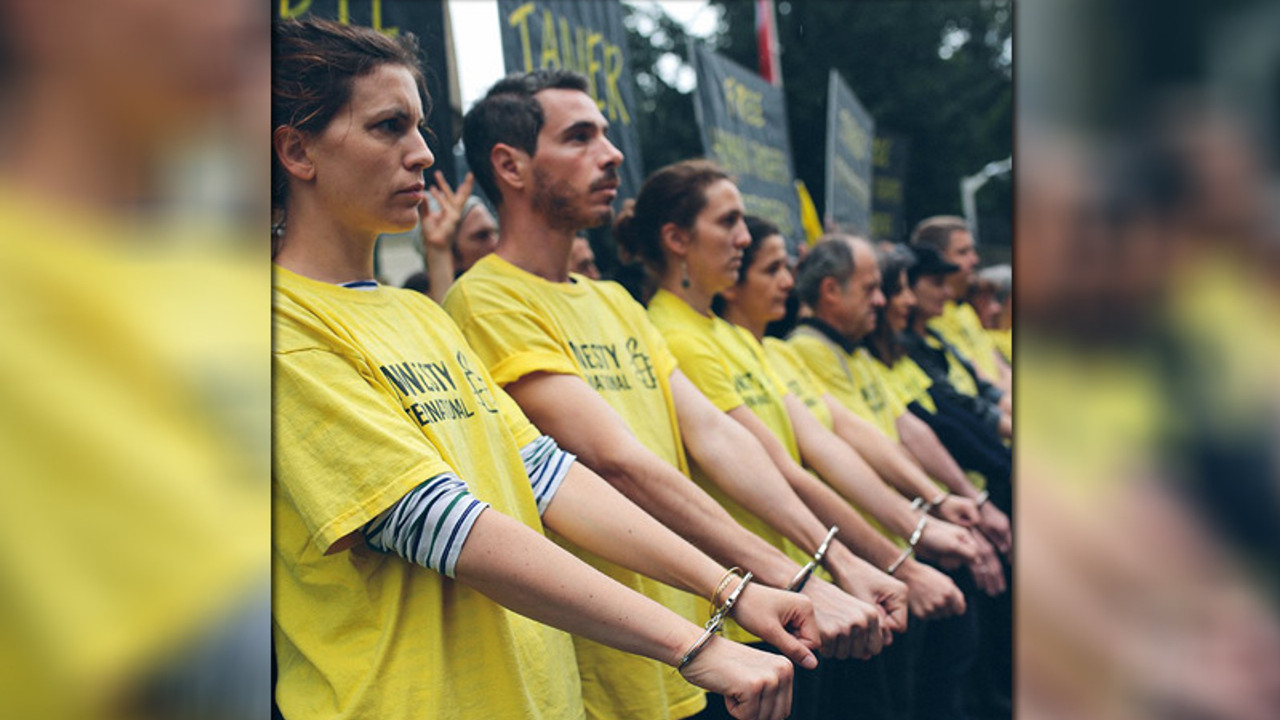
[795,180,823,245]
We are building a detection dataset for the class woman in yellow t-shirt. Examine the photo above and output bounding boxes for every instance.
[270,18,808,720]
[718,217,1005,600]
[616,161,991,621]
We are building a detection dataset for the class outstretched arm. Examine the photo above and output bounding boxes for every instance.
[505,370,808,591]
[786,394,978,568]
[825,394,982,528]
[543,460,820,667]
[456,507,797,720]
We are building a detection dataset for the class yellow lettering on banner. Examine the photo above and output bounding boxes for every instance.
[742,194,795,239]
[504,5,633,126]
[875,178,902,203]
[724,78,765,128]
[873,138,892,169]
[839,110,871,162]
[508,2,537,72]
[584,31,604,105]
[337,0,350,24]
[603,44,631,124]
[371,0,399,36]
[279,0,312,18]
[559,18,578,73]
[540,10,561,69]
[871,212,892,237]
[835,157,870,205]
[750,141,789,185]
[710,128,751,178]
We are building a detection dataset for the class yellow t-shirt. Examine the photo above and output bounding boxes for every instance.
[443,254,704,720]
[928,301,1003,380]
[647,291,811,598]
[870,353,938,415]
[762,337,833,430]
[0,183,267,718]
[273,265,582,720]
[787,327,905,441]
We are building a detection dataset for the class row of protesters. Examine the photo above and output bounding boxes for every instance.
[713,215,1012,719]
[272,17,1010,720]
[863,238,1015,719]
[750,229,1012,718]
[445,69,926,720]
[271,19,814,720]
[605,159,993,719]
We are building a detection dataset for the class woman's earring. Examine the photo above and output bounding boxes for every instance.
[680,260,690,289]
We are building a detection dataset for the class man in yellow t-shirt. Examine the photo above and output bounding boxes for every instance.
[786,236,1003,542]
[447,69,853,720]
[908,216,1012,393]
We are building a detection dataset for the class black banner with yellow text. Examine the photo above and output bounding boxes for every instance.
[871,133,910,242]
[824,70,875,235]
[690,42,801,255]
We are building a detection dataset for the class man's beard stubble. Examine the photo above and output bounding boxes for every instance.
[532,166,617,232]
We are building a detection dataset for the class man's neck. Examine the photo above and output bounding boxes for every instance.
[494,204,579,283]
[798,314,862,354]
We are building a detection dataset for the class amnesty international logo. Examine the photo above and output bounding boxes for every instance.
[456,350,498,414]
[627,337,657,389]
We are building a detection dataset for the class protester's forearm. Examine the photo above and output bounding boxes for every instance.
[781,463,903,574]
[542,462,726,598]
[826,396,941,502]
[456,507,698,667]
[896,412,981,498]
[508,372,801,589]
[787,395,917,538]
[713,405,852,556]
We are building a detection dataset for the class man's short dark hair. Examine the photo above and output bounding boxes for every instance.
[794,235,857,309]
[462,69,590,207]
[909,215,969,254]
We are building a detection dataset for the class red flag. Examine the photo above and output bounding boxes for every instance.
[755,0,782,86]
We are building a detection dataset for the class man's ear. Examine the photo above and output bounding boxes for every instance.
[490,143,528,195]
[273,126,315,183]
[819,275,844,304]
[659,221,690,260]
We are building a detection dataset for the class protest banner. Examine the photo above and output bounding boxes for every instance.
[871,133,910,242]
[824,69,874,235]
[690,42,802,255]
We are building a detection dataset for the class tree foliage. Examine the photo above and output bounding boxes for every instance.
[620,3,705,175]
[623,0,1012,248]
